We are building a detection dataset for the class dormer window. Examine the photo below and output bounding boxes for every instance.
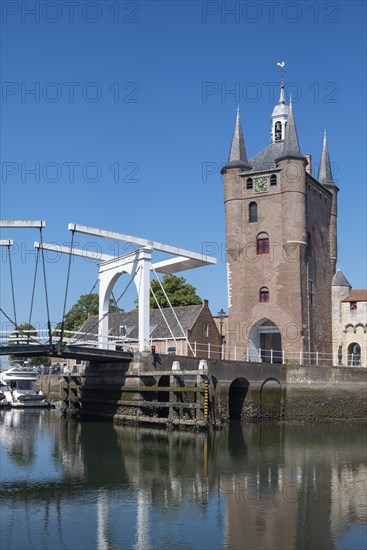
[274,121,282,141]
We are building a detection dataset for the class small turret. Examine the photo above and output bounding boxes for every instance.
[332,269,351,364]
[319,130,339,272]
[270,78,289,143]
[318,130,336,186]
[276,100,304,162]
[332,269,351,289]
[221,106,251,173]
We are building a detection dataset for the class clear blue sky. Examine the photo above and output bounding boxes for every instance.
[1,0,366,333]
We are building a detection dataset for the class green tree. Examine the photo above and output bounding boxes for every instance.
[149,275,202,309]
[54,293,122,334]
[9,323,51,366]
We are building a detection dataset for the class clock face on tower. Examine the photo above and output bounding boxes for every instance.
[254,176,268,193]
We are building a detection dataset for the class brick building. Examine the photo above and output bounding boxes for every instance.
[221,79,338,363]
[80,300,221,359]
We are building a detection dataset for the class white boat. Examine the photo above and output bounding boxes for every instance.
[0,380,11,406]
[0,368,50,408]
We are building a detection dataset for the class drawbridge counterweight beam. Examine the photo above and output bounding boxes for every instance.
[0,220,46,228]
[67,223,216,265]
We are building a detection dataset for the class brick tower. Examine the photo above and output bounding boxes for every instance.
[221,80,338,363]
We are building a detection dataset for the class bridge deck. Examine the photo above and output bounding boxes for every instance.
[0,344,133,362]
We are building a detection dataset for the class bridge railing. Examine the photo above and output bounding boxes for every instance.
[0,329,51,346]
[1,329,363,367]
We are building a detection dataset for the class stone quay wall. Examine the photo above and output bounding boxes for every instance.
[63,353,367,425]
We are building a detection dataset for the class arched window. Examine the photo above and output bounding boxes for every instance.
[249,201,257,223]
[259,287,269,302]
[274,121,282,141]
[257,232,269,255]
[246,177,253,189]
[348,343,361,366]
[270,174,277,186]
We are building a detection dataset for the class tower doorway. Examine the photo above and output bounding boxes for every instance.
[249,319,282,363]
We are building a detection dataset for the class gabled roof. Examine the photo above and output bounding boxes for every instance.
[80,304,205,341]
[342,290,367,303]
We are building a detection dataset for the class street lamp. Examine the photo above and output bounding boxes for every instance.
[217,308,226,359]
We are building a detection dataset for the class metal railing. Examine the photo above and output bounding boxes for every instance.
[184,342,364,368]
[1,329,363,367]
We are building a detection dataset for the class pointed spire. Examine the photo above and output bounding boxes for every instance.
[279,77,285,104]
[223,106,251,171]
[276,102,303,161]
[318,129,335,186]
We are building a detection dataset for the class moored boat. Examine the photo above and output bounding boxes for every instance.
[0,380,11,406]
[0,368,50,408]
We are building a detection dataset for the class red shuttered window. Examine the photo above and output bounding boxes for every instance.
[257,237,269,255]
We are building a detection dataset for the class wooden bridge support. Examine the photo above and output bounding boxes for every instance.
[62,370,219,429]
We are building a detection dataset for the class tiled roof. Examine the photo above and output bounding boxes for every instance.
[342,290,367,302]
[80,304,204,341]
[332,269,351,287]
[241,103,304,174]
[243,141,284,173]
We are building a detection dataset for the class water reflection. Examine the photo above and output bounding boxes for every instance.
[0,410,366,549]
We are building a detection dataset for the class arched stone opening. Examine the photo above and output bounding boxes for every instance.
[260,378,282,418]
[229,378,250,421]
[249,319,282,363]
[348,343,361,366]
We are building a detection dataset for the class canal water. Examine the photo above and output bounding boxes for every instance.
[0,410,366,550]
